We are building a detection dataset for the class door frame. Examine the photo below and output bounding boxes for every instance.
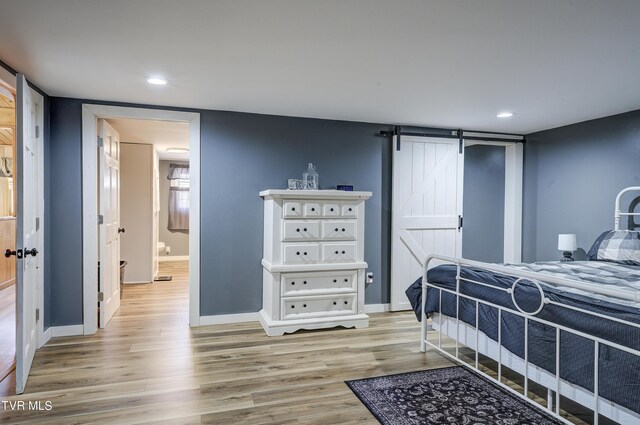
[81,104,200,334]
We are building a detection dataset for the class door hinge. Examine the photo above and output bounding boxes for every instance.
[98,215,104,225]
[36,308,40,323]
[395,125,402,151]
[36,217,40,231]
[457,215,464,230]
[35,125,40,139]
[98,292,104,302]
[457,129,464,154]
[97,136,104,147]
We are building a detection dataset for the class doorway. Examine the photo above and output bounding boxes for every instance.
[82,105,200,334]
[98,117,191,327]
[389,135,523,311]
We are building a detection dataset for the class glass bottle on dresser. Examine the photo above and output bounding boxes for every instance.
[303,163,319,190]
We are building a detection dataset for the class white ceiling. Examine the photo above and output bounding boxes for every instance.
[107,118,189,161]
[1,0,639,134]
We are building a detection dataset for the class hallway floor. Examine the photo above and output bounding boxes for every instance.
[0,283,16,384]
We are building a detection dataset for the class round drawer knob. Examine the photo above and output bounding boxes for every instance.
[296,251,300,255]
[341,228,346,232]
[333,301,337,305]
[303,281,307,284]
[341,251,346,254]
[291,305,295,309]
[304,252,308,255]
[344,301,348,305]
[311,207,315,211]
[296,228,300,232]
[349,208,353,211]
[292,282,295,285]
[330,208,334,212]
[335,251,339,254]
[303,304,307,308]
[333,279,337,283]
[344,278,348,282]
[292,207,296,211]
[303,228,307,231]
[335,228,339,232]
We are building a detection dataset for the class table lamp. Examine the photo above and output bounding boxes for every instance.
[558,234,577,262]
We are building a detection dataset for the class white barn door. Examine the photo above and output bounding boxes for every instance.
[98,119,121,327]
[390,136,464,311]
[15,74,42,393]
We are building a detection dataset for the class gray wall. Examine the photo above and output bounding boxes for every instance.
[48,97,393,324]
[462,145,505,263]
[49,98,83,326]
[199,112,391,315]
[523,109,640,262]
[158,160,189,257]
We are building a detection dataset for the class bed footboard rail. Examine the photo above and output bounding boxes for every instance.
[420,254,640,425]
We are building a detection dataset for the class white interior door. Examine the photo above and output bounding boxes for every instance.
[15,74,41,393]
[390,136,464,311]
[98,119,121,327]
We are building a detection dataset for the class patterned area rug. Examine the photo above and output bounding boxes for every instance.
[346,366,562,424]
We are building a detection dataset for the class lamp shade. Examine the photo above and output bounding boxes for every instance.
[558,234,577,251]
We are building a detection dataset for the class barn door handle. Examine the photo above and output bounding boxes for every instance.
[118,227,126,234]
[4,249,23,259]
[24,248,39,257]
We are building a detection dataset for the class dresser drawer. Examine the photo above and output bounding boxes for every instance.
[283,244,320,264]
[281,270,357,296]
[283,201,302,217]
[283,220,320,241]
[322,243,356,263]
[323,203,340,217]
[281,294,357,320]
[321,220,356,240]
[303,202,321,217]
[341,203,357,217]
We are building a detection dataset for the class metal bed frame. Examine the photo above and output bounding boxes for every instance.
[420,187,640,424]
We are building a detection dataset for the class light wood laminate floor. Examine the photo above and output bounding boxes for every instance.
[0,261,456,424]
[0,283,15,383]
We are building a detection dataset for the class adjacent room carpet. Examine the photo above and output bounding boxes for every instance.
[346,366,562,425]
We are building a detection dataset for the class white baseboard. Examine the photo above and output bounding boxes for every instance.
[158,255,189,262]
[124,280,152,285]
[51,324,84,337]
[199,312,258,326]
[39,327,52,348]
[364,303,391,313]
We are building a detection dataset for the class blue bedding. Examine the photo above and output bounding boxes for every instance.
[406,262,640,415]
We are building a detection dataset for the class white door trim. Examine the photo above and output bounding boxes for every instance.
[35,87,45,348]
[81,104,201,334]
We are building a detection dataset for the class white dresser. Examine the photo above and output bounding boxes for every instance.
[259,189,372,336]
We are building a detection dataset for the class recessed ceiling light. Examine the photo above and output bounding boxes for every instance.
[147,77,168,86]
[496,112,514,118]
[166,147,189,153]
